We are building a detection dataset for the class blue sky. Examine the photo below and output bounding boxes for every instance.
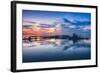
[23,10,91,25]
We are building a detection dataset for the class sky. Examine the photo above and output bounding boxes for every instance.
[22,10,91,25]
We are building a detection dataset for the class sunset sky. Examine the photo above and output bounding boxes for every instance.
[22,10,91,25]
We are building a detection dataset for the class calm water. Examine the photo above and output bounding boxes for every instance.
[22,38,91,63]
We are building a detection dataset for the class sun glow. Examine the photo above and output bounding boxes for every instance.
[47,28,55,33]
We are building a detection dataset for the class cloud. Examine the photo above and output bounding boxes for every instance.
[83,26,91,31]
[68,25,76,29]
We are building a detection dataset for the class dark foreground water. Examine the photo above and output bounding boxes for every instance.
[22,39,91,63]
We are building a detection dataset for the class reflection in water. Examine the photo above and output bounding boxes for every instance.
[22,38,91,63]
